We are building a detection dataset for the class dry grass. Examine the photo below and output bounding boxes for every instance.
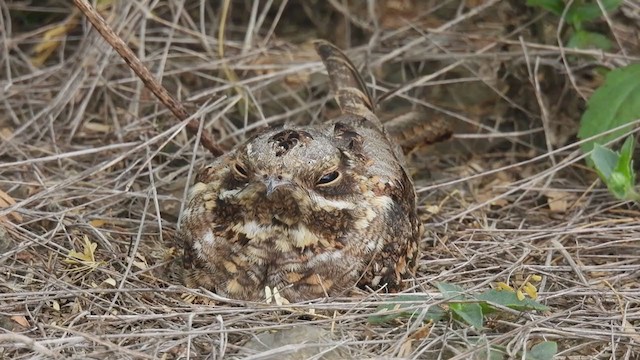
[1,0,640,359]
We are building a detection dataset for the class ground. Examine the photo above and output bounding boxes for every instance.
[1,1,639,359]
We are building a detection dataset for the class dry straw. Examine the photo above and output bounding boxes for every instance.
[0,0,639,358]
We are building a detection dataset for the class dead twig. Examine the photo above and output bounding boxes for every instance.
[72,0,225,156]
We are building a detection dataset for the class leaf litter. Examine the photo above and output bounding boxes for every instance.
[1,1,639,359]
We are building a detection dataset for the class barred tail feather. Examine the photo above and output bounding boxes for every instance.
[314,40,380,126]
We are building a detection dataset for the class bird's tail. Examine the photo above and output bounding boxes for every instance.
[314,40,381,127]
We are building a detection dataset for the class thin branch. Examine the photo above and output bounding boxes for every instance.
[72,0,225,156]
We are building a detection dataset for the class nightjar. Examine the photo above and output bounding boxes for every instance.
[180,40,440,302]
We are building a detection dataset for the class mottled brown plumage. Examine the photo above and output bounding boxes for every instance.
[180,40,434,302]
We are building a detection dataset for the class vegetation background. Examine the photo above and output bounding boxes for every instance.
[0,0,639,358]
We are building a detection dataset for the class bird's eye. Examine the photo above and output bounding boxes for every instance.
[233,162,248,178]
[316,171,341,186]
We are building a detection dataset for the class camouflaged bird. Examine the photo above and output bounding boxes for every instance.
[180,40,449,302]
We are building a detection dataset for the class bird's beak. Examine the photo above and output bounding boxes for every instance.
[265,177,291,197]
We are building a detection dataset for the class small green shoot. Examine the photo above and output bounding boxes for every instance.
[591,136,640,201]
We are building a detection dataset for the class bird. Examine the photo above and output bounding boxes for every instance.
[179,40,445,302]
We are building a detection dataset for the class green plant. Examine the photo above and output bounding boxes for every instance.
[591,136,639,201]
[578,64,640,201]
[527,0,623,50]
[528,0,640,201]
[369,281,548,327]
[367,281,556,359]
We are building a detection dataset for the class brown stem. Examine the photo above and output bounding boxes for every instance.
[73,0,224,157]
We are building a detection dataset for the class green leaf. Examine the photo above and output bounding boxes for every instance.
[567,30,612,50]
[450,302,484,329]
[591,138,638,200]
[566,0,623,24]
[607,172,630,198]
[367,295,445,324]
[436,282,465,301]
[591,143,619,180]
[476,290,550,312]
[526,341,558,360]
[615,135,636,182]
[578,63,640,154]
[436,282,484,329]
[526,0,564,15]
